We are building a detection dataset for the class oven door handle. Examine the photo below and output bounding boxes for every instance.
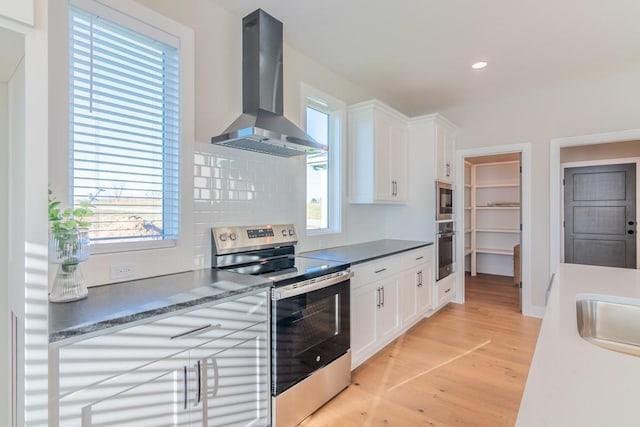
[437,232,455,238]
[272,271,353,300]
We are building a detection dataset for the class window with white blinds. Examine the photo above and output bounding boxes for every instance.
[69,5,180,246]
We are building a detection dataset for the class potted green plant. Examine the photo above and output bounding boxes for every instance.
[48,188,97,302]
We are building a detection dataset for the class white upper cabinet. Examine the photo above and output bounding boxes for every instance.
[433,115,457,182]
[407,113,457,184]
[348,100,408,203]
[0,0,34,26]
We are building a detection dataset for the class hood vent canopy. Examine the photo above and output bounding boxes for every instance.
[211,9,326,157]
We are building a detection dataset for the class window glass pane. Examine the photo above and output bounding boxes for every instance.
[306,107,329,230]
[70,7,180,244]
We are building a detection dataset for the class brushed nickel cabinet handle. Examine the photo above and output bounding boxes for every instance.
[171,323,222,340]
[183,366,188,410]
[195,360,202,405]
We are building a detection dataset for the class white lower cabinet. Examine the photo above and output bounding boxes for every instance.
[50,291,269,427]
[351,277,400,368]
[400,261,433,328]
[435,273,457,308]
[351,247,436,368]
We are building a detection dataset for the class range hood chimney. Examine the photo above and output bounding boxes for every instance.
[211,9,326,157]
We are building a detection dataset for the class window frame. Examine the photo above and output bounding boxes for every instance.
[68,1,182,253]
[300,83,345,236]
[50,0,195,285]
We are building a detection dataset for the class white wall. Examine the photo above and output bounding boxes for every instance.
[441,64,640,309]
[0,81,8,427]
[560,140,640,162]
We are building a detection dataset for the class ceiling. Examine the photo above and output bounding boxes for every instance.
[209,0,640,116]
[0,27,24,83]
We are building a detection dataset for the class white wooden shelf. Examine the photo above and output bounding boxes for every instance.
[476,227,520,233]
[475,183,520,189]
[475,206,519,210]
[476,248,514,255]
[465,159,521,277]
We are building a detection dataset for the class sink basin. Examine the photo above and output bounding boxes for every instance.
[576,297,640,357]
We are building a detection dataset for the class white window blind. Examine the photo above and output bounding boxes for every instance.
[69,6,180,245]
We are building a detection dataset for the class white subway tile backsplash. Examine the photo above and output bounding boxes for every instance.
[194,154,205,165]
[194,177,207,188]
[192,143,305,265]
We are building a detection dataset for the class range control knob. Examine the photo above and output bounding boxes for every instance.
[229,233,237,241]
[288,229,295,236]
[281,230,288,237]
[219,233,228,242]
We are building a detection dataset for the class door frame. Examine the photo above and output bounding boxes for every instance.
[455,143,532,316]
[560,158,640,266]
[550,129,640,276]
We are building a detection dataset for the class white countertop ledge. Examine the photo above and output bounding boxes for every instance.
[517,263,640,427]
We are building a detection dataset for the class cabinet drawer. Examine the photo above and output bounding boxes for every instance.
[401,247,431,270]
[436,277,456,307]
[57,292,267,396]
[351,258,398,288]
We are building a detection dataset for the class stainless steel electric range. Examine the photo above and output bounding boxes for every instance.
[211,224,352,427]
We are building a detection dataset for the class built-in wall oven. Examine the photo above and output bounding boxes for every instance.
[436,221,455,281]
[212,224,352,427]
[436,181,454,220]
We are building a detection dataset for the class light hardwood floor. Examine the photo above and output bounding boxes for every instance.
[300,273,542,427]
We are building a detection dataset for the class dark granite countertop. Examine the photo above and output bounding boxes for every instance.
[301,239,432,265]
[49,269,271,344]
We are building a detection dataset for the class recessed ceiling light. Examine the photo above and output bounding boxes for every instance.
[472,61,488,70]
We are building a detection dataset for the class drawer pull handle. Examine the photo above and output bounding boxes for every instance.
[374,268,387,274]
[183,366,188,410]
[171,323,222,340]
[415,256,424,260]
[195,360,202,405]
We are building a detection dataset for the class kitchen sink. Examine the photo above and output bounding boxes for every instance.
[576,296,640,357]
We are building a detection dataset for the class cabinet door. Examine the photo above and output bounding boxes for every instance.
[417,262,433,314]
[351,283,379,366]
[376,279,399,345]
[399,268,419,328]
[199,332,269,426]
[65,353,192,427]
[435,122,455,181]
[444,128,455,180]
[374,113,394,201]
[391,124,408,201]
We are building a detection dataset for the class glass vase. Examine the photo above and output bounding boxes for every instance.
[49,228,90,302]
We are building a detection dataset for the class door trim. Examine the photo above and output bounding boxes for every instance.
[560,158,640,266]
[455,143,533,316]
[550,129,640,277]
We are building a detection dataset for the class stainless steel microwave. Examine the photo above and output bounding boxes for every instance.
[436,181,453,220]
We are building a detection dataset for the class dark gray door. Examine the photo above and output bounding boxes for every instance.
[564,163,636,268]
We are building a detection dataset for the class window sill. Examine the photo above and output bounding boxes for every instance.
[90,239,177,255]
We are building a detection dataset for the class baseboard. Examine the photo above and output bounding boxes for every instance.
[523,304,546,318]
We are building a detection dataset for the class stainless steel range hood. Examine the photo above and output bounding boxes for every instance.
[212,9,326,157]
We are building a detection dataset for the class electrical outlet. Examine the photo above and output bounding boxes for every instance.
[110,263,136,280]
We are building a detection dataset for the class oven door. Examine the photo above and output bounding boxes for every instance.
[271,274,350,396]
[437,230,455,281]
